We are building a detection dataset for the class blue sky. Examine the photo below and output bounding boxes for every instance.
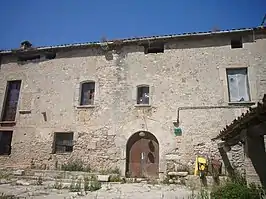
[0,0,265,50]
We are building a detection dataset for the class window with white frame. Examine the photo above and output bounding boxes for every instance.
[226,68,250,102]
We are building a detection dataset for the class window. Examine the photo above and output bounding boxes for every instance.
[226,68,250,102]
[231,37,243,49]
[1,80,21,121]
[53,132,74,153]
[137,86,150,104]
[0,131,13,155]
[80,82,95,105]
[45,52,56,60]
[144,43,164,54]
[18,55,41,62]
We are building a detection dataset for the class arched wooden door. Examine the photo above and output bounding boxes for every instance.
[126,131,159,178]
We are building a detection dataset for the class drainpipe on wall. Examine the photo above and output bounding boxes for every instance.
[175,105,252,128]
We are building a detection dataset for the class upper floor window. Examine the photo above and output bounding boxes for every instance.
[53,132,74,154]
[231,37,243,49]
[144,43,164,54]
[1,80,21,121]
[137,85,149,104]
[80,81,95,105]
[226,68,250,102]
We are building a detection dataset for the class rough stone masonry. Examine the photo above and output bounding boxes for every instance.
[0,27,265,178]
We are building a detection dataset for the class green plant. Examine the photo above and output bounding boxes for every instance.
[0,193,19,199]
[210,171,265,199]
[0,171,11,180]
[162,176,170,184]
[112,167,121,175]
[211,182,252,199]
[69,179,82,192]
[61,159,90,172]
[187,189,210,199]
[249,183,266,199]
[84,176,90,191]
[109,174,121,182]
[121,177,126,184]
[53,179,63,189]
[99,167,121,175]
[230,171,247,185]
[36,176,43,185]
[87,175,101,191]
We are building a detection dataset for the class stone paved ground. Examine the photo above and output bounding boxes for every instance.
[0,183,193,199]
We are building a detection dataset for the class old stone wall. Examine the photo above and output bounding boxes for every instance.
[0,32,265,175]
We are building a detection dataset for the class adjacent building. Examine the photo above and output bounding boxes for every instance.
[0,26,265,178]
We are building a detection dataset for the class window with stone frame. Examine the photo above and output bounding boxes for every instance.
[80,81,95,105]
[53,132,74,153]
[137,85,150,105]
[226,68,250,102]
[1,80,21,121]
[0,131,13,155]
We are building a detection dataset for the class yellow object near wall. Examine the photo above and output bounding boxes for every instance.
[194,156,208,176]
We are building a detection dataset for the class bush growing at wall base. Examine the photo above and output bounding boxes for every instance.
[211,182,260,199]
[61,159,90,172]
[210,174,265,199]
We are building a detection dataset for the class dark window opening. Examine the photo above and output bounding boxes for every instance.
[137,86,149,104]
[53,132,74,153]
[45,53,56,60]
[0,131,13,155]
[80,82,95,105]
[18,55,40,62]
[231,38,243,49]
[144,43,164,54]
[1,80,21,121]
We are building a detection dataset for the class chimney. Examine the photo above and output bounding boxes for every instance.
[20,41,32,50]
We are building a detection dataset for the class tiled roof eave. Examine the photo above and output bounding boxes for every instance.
[1,26,264,55]
[212,94,266,141]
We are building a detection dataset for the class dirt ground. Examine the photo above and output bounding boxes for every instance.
[0,182,194,199]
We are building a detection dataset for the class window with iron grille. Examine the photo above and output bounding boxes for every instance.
[0,131,13,155]
[80,82,95,105]
[226,68,250,102]
[53,132,74,153]
[137,86,150,105]
[1,80,21,121]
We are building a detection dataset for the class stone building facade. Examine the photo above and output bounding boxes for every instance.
[0,27,265,178]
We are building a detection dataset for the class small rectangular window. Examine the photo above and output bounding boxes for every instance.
[45,53,56,60]
[18,55,41,62]
[53,132,74,153]
[80,82,95,105]
[231,38,243,49]
[144,43,164,54]
[226,68,250,102]
[0,131,13,155]
[137,86,149,104]
[1,80,22,121]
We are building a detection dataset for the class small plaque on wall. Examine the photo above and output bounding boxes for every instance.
[174,127,182,136]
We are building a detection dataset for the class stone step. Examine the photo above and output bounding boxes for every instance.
[15,176,119,184]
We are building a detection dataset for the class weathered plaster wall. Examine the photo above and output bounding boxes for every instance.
[0,33,265,175]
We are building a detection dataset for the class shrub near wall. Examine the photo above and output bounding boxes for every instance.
[211,174,265,199]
